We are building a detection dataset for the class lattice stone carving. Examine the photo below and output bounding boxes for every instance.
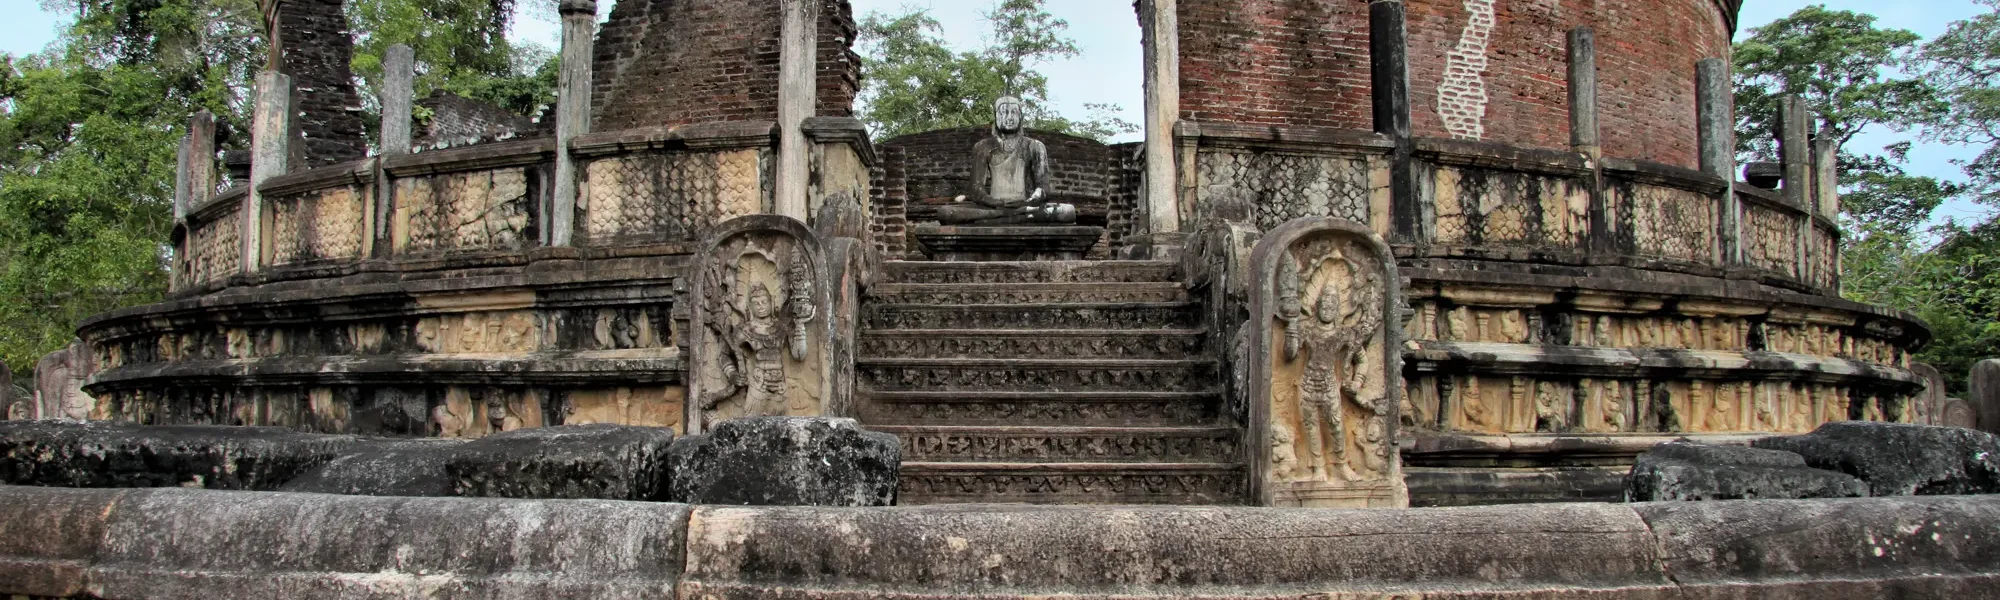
[1741,199,1802,277]
[1627,184,1718,264]
[268,185,366,266]
[1431,165,1590,248]
[393,167,532,254]
[1808,223,1840,292]
[579,149,762,244]
[688,215,832,433]
[185,207,243,287]
[1197,151,1372,231]
[1249,217,1405,508]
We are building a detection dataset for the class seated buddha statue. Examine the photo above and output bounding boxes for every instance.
[934,95,1078,226]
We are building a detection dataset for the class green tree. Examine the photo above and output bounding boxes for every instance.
[347,0,555,120]
[857,0,1135,141]
[1733,6,1951,233]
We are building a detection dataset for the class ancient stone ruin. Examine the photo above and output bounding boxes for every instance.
[4,0,1999,596]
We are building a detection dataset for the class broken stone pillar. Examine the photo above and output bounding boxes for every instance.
[378,44,415,156]
[1370,0,1418,243]
[247,70,292,272]
[1567,28,1598,157]
[1247,217,1406,507]
[280,439,465,497]
[775,0,819,222]
[668,416,898,506]
[0,421,358,489]
[447,424,677,501]
[1778,95,1812,271]
[1975,359,2000,434]
[549,0,596,246]
[1753,421,2000,497]
[1697,59,1738,264]
[1813,136,1839,221]
[1625,440,1866,501]
[687,216,836,434]
[1140,0,1181,239]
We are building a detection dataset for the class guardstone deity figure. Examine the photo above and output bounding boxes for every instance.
[935,95,1078,226]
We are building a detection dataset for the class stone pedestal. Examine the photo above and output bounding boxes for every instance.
[912,225,1104,261]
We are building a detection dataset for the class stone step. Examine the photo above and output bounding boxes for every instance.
[881,260,1179,285]
[873,425,1240,464]
[862,303,1200,331]
[897,462,1247,505]
[857,358,1217,393]
[859,391,1222,427]
[866,282,1189,305]
[857,329,1207,360]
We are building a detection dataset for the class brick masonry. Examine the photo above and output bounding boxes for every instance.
[277,0,368,168]
[415,92,548,149]
[1178,0,1733,168]
[591,0,858,130]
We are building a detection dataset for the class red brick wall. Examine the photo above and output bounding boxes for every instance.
[1177,0,1733,168]
[591,0,858,130]
[1177,0,1374,130]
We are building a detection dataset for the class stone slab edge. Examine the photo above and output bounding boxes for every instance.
[1,486,1996,599]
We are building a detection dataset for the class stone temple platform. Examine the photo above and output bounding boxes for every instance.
[910,225,1106,261]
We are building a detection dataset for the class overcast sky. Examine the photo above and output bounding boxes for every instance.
[0,0,1990,221]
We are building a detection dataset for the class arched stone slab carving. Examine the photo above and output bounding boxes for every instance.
[1248,217,1407,508]
[688,215,835,433]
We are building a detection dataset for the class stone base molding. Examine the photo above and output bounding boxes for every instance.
[2,485,1997,598]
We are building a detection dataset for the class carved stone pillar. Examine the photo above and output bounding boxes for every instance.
[687,216,837,433]
[550,0,597,246]
[248,70,292,272]
[776,0,820,221]
[1140,0,1181,238]
[1247,217,1406,508]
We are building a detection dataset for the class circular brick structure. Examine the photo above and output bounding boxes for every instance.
[1179,0,1733,167]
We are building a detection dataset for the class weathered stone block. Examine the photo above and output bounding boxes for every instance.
[447,424,675,501]
[0,421,355,490]
[1625,440,1866,501]
[1753,421,2000,497]
[1974,358,2000,435]
[669,416,898,506]
[280,439,465,496]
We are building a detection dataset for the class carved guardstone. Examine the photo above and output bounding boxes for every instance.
[688,215,836,434]
[1247,217,1406,508]
[912,224,1105,261]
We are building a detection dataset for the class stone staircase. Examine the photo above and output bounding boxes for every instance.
[856,260,1246,505]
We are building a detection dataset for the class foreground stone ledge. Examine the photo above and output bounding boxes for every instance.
[0,486,1996,599]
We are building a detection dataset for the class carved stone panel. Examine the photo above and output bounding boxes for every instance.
[34,341,95,421]
[578,149,762,245]
[1248,217,1406,508]
[392,167,534,255]
[687,215,834,433]
[184,207,243,288]
[268,184,367,266]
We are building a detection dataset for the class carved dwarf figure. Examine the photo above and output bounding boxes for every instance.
[936,96,1077,226]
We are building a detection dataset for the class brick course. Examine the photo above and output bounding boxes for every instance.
[277,0,368,168]
[1178,0,1733,168]
[591,0,858,130]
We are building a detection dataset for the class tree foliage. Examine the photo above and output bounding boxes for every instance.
[347,0,556,120]
[856,0,1135,141]
[1735,5,2000,393]
[0,0,543,378]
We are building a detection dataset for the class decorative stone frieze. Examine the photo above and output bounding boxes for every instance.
[1248,217,1405,507]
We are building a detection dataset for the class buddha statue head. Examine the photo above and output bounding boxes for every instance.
[994,95,1025,135]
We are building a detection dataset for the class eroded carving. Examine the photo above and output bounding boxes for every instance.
[689,216,830,432]
[1251,217,1404,508]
